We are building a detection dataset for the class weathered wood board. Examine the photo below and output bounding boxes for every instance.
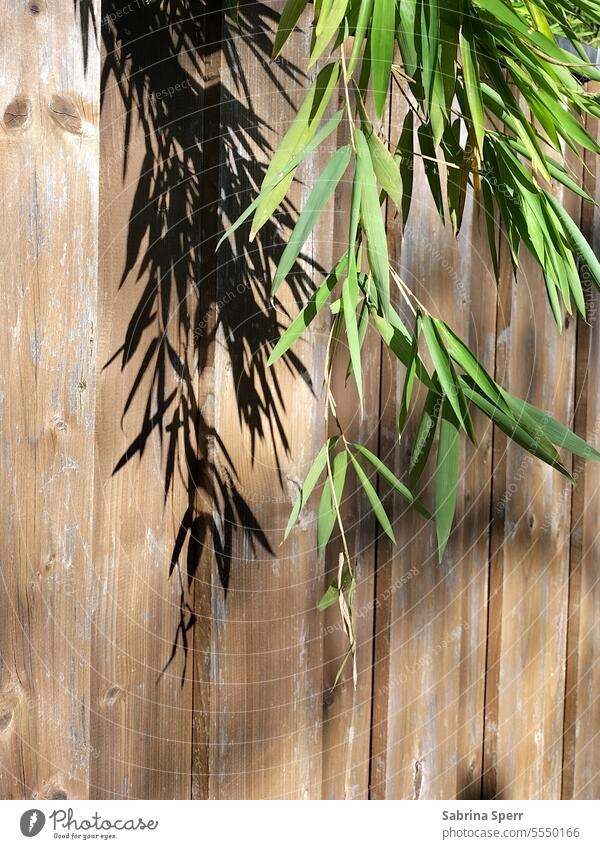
[0,0,99,799]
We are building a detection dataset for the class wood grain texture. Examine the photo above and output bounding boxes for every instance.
[371,92,494,800]
[205,2,328,799]
[1,3,600,802]
[90,5,203,798]
[0,0,99,799]
[482,176,580,799]
[562,97,600,800]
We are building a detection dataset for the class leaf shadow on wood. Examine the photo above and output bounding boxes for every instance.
[99,0,321,683]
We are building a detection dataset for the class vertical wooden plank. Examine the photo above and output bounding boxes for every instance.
[90,4,203,798]
[483,182,579,798]
[0,1,99,799]
[206,2,328,799]
[562,91,600,800]
[319,138,379,799]
[371,97,494,799]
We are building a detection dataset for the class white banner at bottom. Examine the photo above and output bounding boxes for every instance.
[0,799,597,848]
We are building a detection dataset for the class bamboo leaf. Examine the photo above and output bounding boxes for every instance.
[273,0,309,58]
[348,0,374,75]
[460,378,572,478]
[318,449,349,553]
[409,382,443,487]
[503,393,600,461]
[418,123,445,224]
[435,400,460,560]
[342,273,363,403]
[269,255,348,365]
[310,0,349,66]
[285,439,333,539]
[397,111,414,230]
[544,192,600,292]
[398,312,420,433]
[218,110,344,250]
[422,314,473,439]
[397,0,418,77]
[353,442,431,518]
[251,63,340,236]
[272,145,352,295]
[356,129,390,320]
[460,20,485,152]
[371,0,395,119]
[318,563,352,610]
[348,452,396,542]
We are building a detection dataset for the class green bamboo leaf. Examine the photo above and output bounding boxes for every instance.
[353,442,431,518]
[473,0,600,78]
[421,0,440,110]
[460,379,572,478]
[435,319,511,413]
[460,20,485,152]
[272,145,352,296]
[354,93,403,209]
[371,0,395,119]
[318,563,352,610]
[503,393,600,461]
[317,448,349,552]
[269,255,348,365]
[348,452,396,542]
[285,439,334,539]
[418,123,445,224]
[481,178,499,281]
[435,400,460,561]
[310,0,349,66]
[251,63,340,236]
[273,0,309,58]
[397,0,417,77]
[218,110,343,250]
[348,0,374,75]
[356,129,390,320]
[544,193,600,292]
[409,382,443,487]
[397,111,414,230]
[398,312,420,433]
[342,272,363,403]
[422,314,474,439]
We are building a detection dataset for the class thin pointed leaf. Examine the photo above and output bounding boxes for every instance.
[273,0,309,58]
[348,452,396,542]
[268,255,348,365]
[422,314,474,439]
[285,439,333,539]
[356,129,390,320]
[317,448,349,552]
[398,313,420,432]
[251,63,340,236]
[348,0,374,75]
[435,400,460,561]
[409,382,443,487]
[544,192,600,292]
[372,0,395,119]
[217,109,343,250]
[353,442,431,518]
[272,145,352,295]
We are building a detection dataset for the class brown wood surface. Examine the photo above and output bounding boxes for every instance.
[90,4,202,798]
[370,91,494,799]
[0,2,599,801]
[562,98,600,801]
[0,1,99,799]
[482,175,580,799]
[204,3,328,799]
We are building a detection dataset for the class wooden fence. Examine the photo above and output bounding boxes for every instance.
[0,0,599,800]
